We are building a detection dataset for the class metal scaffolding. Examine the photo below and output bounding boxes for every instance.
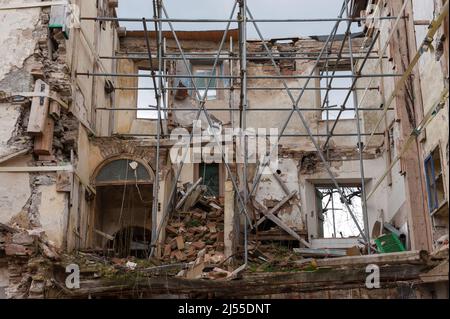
[76,0,419,264]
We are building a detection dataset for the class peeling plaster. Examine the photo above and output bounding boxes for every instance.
[0,2,41,82]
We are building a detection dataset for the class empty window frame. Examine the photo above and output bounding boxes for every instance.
[137,69,166,120]
[316,186,363,238]
[320,70,356,120]
[191,64,219,100]
[194,163,224,198]
[425,146,446,213]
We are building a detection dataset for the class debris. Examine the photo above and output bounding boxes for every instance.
[173,251,187,261]
[12,232,35,246]
[185,262,205,279]
[175,178,204,211]
[176,236,185,250]
[293,248,347,258]
[191,241,206,250]
[346,246,362,256]
[5,244,35,256]
[39,242,59,261]
[207,267,232,280]
[125,261,138,270]
[313,250,430,268]
[94,229,115,241]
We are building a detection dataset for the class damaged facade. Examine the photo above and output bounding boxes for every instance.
[0,0,448,299]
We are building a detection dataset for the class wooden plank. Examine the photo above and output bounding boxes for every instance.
[256,190,297,227]
[175,178,202,211]
[293,248,347,257]
[260,208,302,242]
[313,250,430,268]
[0,165,73,173]
[34,117,54,155]
[310,238,361,249]
[27,80,50,136]
[387,0,435,251]
[248,229,306,241]
[56,264,426,298]
[420,260,449,283]
[0,148,29,164]
[94,229,114,241]
[49,100,61,120]
[252,196,310,247]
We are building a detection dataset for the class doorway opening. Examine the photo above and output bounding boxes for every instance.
[315,186,363,238]
[94,159,154,258]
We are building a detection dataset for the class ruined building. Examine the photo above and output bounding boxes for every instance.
[0,0,448,299]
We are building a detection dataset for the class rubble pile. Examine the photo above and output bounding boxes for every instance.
[161,201,226,265]
[0,223,60,299]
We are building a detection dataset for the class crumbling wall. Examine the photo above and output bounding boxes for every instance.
[0,2,41,157]
[254,158,304,230]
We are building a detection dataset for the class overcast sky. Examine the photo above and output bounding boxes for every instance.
[118,0,359,39]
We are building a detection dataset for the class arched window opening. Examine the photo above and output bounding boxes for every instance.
[93,159,153,258]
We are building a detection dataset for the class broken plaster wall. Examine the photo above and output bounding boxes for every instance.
[0,0,41,157]
[358,0,449,245]
[348,2,411,239]
[1,0,119,253]
[0,4,70,248]
[412,0,449,244]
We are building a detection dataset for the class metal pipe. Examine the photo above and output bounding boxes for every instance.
[96,107,393,111]
[346,2,371,253]
[239,0,249,268]
[322,30,381,149]
[100,55,385,61]
[115,50,381,56]
[76,72,401,79]
[142,16,162,256]
[109,133,385,137]
[354,0,409,120]
[81,16,403,23]
[115,86,380,91]
[319,17,353,113]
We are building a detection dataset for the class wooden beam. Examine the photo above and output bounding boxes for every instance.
[49,100,61,120]
[54,263,428,298]
[34,117,54,155]
[388,1,434,251]
[175,178,202,211]
[260,208,302,242]
[293,248,347,257]
[256,190,297,227]
[0,148,30,164]
[0,1,66,10]
[312,250,430,268]
[0,166,73,173]
[27,80,50,136]
[420,260,449,283]
[94,229,114,241]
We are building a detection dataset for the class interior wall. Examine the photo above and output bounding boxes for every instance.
[94,184,152,247]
